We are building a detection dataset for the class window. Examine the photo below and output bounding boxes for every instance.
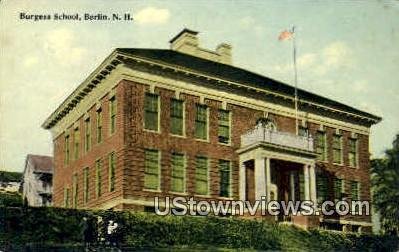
[64,135,70,165]
[334,178,343,200]
[332,134,342,164]
[351,181,359,200]
[170,99,184,135]
[218,109,230,144]
[298,126,308,136]
[195,104,208,140]
[64,187,70,208]
[171,153,185,192]
[315,131,327,161]
[109,97,117,134]
[74,127,80,160]
[109,152,116,192]
[348,138,357,167]
[95,159,102,198]
[85,118,91,152]
[195,157,208,195]
[144,93,159,131]
[316,173,328,203]
[83,167,89,204]
[72,174,78,208]
[97,109,102,143]
[219,160,231,197]
[144,149,160,190]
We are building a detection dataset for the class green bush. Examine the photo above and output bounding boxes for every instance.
[0,192,23,207]
[0,206,398,251]
[0,171,22,182]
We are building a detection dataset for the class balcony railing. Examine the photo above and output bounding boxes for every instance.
[241,125,314,152]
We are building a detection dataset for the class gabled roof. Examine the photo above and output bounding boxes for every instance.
[116,48,381,123]
[25,154,53,174]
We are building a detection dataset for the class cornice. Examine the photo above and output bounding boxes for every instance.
[42,50,381,131]
[116,52,381,125]
[41,50,122,129]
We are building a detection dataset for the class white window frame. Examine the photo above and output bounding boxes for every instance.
[170,152,187,194]
[218,109,232,146]
[143,92,161,133]
[143,149,162,192]
[170,99,186,137]
[219,159,232,199]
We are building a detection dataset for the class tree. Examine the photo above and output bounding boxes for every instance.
[371,134,399,235]
[0,171,22,182]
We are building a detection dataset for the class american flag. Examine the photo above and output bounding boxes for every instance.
[278,30,294,41]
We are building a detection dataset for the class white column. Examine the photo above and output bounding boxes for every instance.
[255,157,267,200]
[290,171,295,202]
[239,158,246,201]
[265,157,271,202]
[303,164,310,201]
[309,163,317,205]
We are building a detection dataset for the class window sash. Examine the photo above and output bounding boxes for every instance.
[74,128,80,160]
[64,136,70,164]
[83,167,89,204]
[97,110,102,143]
[171,154,185,192]
[315,132,326,161]
[348,139,357,167]
[219,160,231,197]
[332,135,342,164]
[85,118,91,152]
[351,181,359,200]
[195,157,208,195]
[144,150,160,190]
[72,174,78,208]
[316,174,328,203]
[218,110,230,143]
[334,178,343,200]
[110,98,116,134]
[109,153,116,192]
[349,139,357,152]
[144,94,159,131]
[95,160,102,198]
[195,105,208,139]
[349,153,356,167]
[170,99,184,135]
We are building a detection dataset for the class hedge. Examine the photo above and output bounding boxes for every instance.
[0,206,398,251]
[0,192,23,207]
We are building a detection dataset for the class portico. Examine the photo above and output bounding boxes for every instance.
[238,121,318,208]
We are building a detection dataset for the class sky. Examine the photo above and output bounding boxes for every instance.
[1,0,398,172]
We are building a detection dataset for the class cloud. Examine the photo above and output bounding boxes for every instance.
[44,28,87,64]
[135,7,170,25]
[271,42,352,76]
[297,53,317,68]
[322,41,351,67]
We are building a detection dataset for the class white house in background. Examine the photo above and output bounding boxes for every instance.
[0,181,21,193]
[22,154,53,206]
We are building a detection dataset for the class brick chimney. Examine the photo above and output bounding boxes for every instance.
[170,28,232,65]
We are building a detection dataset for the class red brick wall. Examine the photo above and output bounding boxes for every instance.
[53,83,126,208]
[52,78,372,224]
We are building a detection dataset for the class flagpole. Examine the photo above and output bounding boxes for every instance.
[292,26,299,135]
